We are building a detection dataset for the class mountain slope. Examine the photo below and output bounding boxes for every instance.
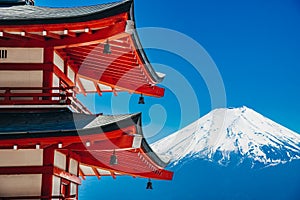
[151,106,300,167]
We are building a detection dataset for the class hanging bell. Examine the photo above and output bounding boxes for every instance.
[146,179,153,190]
[110,150,118,165]
[138,94,145,104]
[103,40,112,54]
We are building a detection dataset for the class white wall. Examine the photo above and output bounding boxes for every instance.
[69,159,78,176]
[70,182,77,196]
[0,149,43,167]
[53,52,64,72]
[52,175,61,199]
[67,66,75,83]
[54,151,66,171]
[0,174,42,197]
[0,70,43,88]
[0,48,43,63]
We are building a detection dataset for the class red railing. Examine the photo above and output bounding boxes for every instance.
[0,86,92,114]
[0,87,73,105]
[0,194,77,200]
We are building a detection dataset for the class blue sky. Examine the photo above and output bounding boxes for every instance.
[37,0,300,143]
[36,0,300,199]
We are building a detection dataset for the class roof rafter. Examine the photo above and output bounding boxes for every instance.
[63,29,77,38]
[0,31,27,41]
[21,31,45,41]
[76,77,87,96]
[43,30,61,39]
[78,74,164,97]
[93,82,103,96]
[79,167,86,180]
[92,167,101,180]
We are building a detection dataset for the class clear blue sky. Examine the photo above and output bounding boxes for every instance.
[36,0,300,199]
[37,0,300,142]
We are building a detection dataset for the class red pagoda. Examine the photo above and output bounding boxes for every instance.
[0,0,173,199]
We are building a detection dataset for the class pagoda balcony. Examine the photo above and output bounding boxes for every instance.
[0,87,91,114]
[0,194,76,200]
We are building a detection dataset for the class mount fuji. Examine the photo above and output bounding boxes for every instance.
[152,106,300,168]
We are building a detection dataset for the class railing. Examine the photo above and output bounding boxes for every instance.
[69,96,92,114]
[0,87,73,105]
[0,86,92,114]
[0,194,77,200]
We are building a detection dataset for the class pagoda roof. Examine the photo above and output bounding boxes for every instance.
[0,108,173,180]
[0,0,165,97]
[0,108,137,134]
[0,0,132,25]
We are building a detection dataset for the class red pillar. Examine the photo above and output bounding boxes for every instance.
[43,47,54,99]
[41,146,55,199]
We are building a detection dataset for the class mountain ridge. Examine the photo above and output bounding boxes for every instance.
[151,106,300,168]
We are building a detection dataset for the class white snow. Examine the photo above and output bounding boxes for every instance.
[151,106,300,167]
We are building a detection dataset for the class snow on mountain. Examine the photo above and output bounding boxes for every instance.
[151,106,300,167]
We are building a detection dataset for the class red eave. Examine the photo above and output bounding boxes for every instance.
[0,11,165,97]
[0,126,173,181]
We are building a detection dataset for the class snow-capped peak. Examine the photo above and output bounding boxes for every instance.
[151,106,300,167]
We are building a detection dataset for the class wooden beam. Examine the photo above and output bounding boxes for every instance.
[53,65,76,87]
[112,88,118,96]
[110,171,117,179]
[43,30,61,39]
[0,63,52,71]
[0,166,52,175]
[53,166,82,185]
[21,31,45,41]
[92,167,101,180]
[94,82,103,96]
[76,77,87,96]
[63,29,77,38]
[0,31,27,41]
[79,167,86,180]
[79,73,165,97]
[78,73,146,91]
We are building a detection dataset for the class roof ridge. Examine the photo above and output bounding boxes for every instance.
[0,0,133,23]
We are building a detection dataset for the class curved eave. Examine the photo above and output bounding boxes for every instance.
[0,113,173,180]
[134,114,170,168]
[0,0,165,97]
[128,2,165,84]
[130,30,165,84]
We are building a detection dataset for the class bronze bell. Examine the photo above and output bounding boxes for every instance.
[103,40,112,54]
[110,150,118,165]
[138,94,145,104]
[146,179,153,190]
